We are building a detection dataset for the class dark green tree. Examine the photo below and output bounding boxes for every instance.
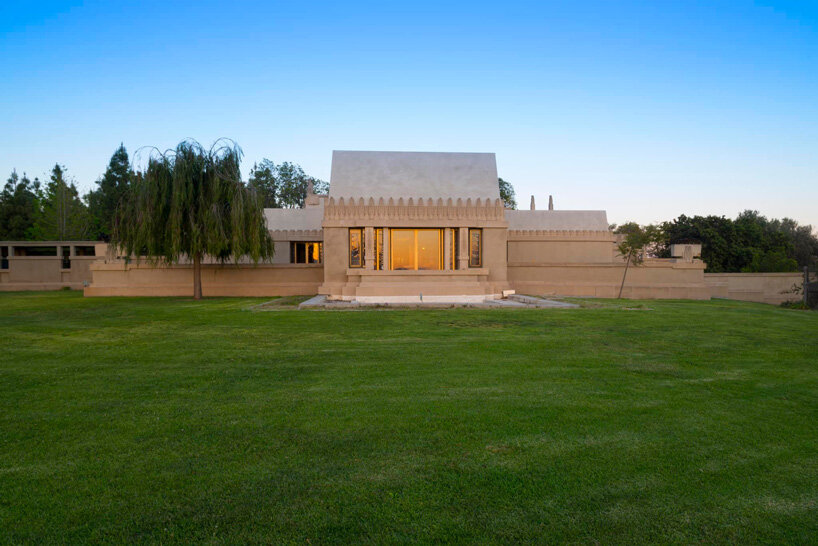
[660,211,814,273]
[498,177,517,209]
[312,177,329,195]
[248,159,327,209]
[87,144,133,240]
[660,215,738,272]
[779,218,818,269]
[0,170,41,239]
[619,213,818,274]
[248,159,278,208]
[112,139,274,299]
[276,162,309,208]
[32,164,90,240]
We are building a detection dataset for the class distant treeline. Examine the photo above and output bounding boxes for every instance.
[614,212,818,273]
[4,146,816,273]
[0,145,327,242]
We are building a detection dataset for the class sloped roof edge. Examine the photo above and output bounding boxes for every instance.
[329,151,500,201]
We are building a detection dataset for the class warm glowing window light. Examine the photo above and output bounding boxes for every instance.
[290,242,323,264]
[349,228,363,268]
[389,229,442,271]
[374,228,384,270]
[469,228,482,267]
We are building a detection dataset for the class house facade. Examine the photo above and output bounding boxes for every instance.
[264,150,708,301]
[84,150,714,300]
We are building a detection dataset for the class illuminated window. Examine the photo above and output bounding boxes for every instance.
[349,228,363,268]
[390,229,442,270]
[290,241,323,264]
[469,228,482,267]
[375,228,384,270]
[451,228,459,270]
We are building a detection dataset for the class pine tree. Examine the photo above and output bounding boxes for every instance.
[87,144,132,240]
[0,170,40,239]
[34,164,91,241]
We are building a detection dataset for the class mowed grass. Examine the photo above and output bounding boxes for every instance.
[1,292,817,544]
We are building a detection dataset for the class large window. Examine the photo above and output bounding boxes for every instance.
[349,228,364,268]
[375,228,384,270]
[290,241,323,264]
[469,228,482,267]
[451,228,459,270]
[390,229,442,270]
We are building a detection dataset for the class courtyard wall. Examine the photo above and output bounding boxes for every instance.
[84,262,323,297]
[0,241,102,291]
[704,272,805,304]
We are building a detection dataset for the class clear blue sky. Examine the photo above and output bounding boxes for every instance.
[2,0,816,228]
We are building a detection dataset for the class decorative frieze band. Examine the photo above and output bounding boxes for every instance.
[324,196,506,222]
[507,229,614,241]
[269,229,323,240]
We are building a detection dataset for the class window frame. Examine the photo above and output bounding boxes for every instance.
[468,228,482,268]
[349,228,364,268]
[451,228,459,270]
[290,241,323,264]
[374,228,384,270]
[61,246,71,270]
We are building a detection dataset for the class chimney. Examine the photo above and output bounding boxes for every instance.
[530,195,535,210]
[548,195,554,210]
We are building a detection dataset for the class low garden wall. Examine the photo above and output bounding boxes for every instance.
[704,272,805,305]
[0,241,102,291]
[84,262,324,297]
[507,259,711,299]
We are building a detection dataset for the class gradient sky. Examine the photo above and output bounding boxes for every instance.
[2,0,816,228]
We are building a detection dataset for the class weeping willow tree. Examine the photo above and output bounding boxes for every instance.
[112,139,273,299]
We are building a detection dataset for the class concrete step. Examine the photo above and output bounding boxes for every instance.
[507,294,579,308]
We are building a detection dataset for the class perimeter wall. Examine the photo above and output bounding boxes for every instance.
[704,273,805,305]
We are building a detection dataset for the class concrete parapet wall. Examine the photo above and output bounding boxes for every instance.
[84,262,323,297]
[704,273,804,304]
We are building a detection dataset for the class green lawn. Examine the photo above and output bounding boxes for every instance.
[1,292,817,544]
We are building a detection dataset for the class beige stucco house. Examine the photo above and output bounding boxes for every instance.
[9,150,806,303]
[3,151,807,303]
[259,150,696,302]
[147,149,706,301]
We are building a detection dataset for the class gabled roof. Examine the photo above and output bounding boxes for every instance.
[329,151,500,201]
[505,210,610,231]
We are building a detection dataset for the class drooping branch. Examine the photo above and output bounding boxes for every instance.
[112,139,274,298]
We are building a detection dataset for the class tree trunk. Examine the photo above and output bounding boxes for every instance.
[618,251,631,299]
[193,253,203,300]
